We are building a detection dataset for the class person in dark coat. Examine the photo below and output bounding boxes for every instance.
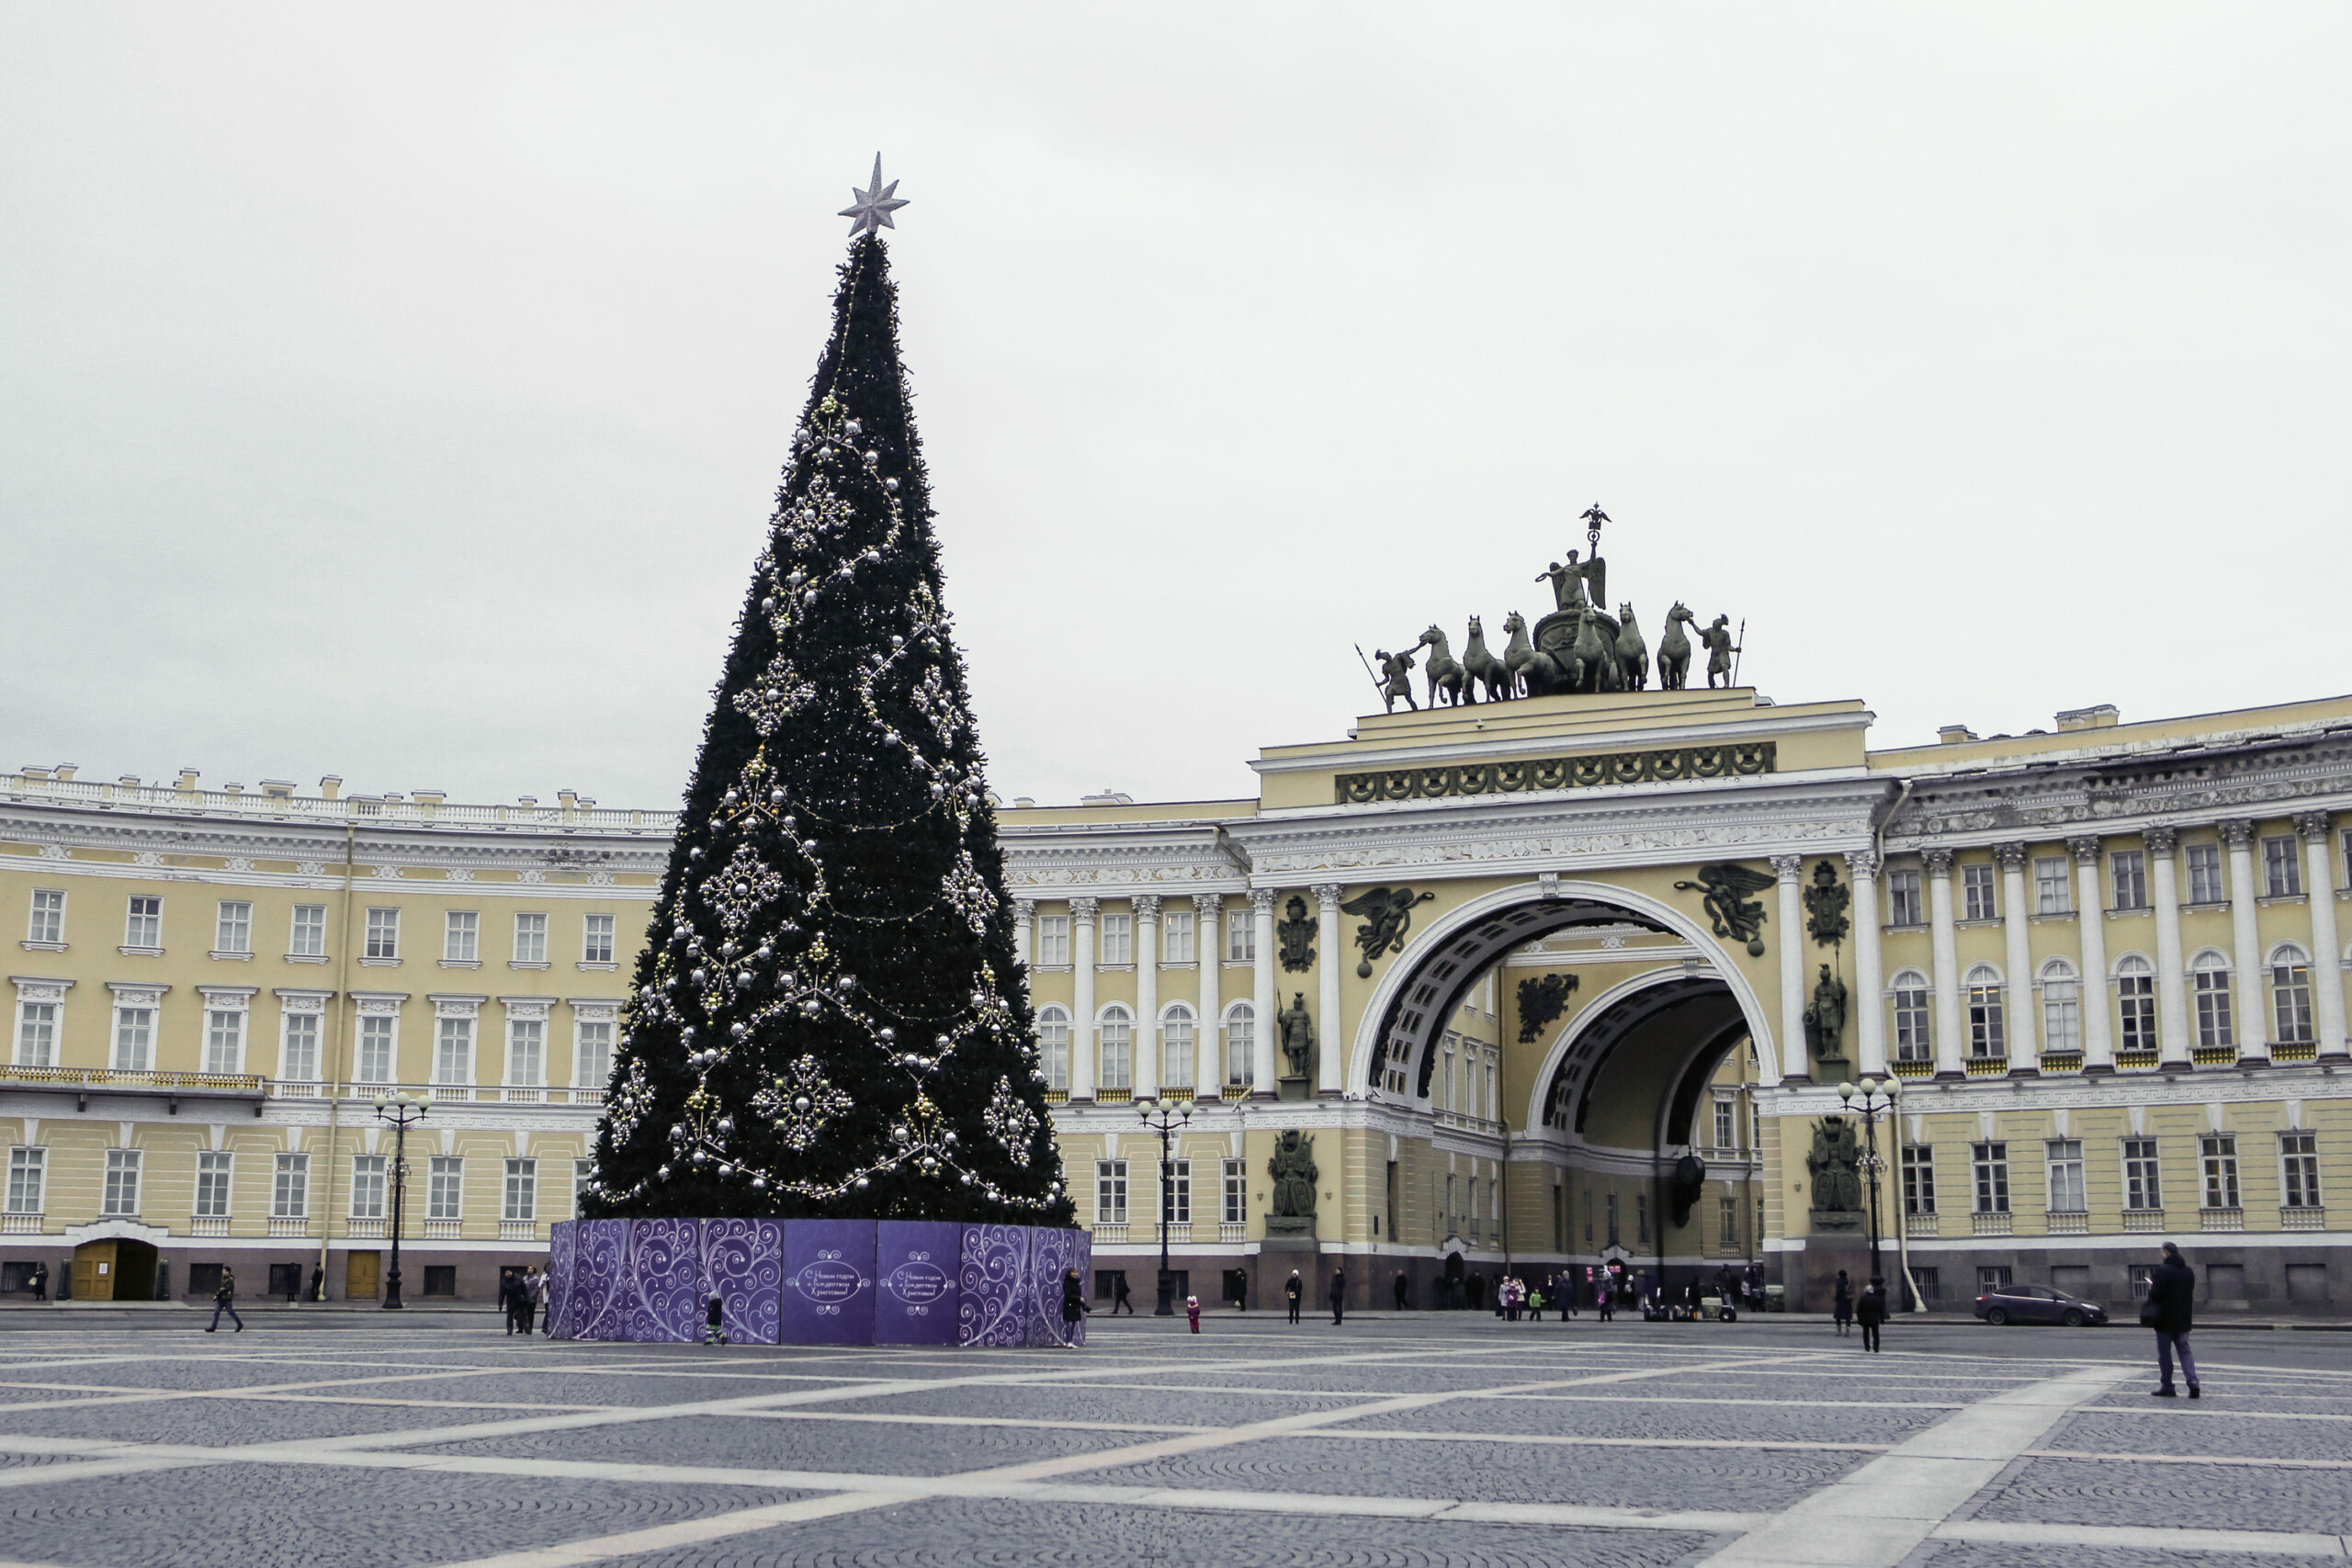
[1284,1269,1303,1325]
[28,1263,46,1303]
[1832,1269,1853,1337]
[1329,1267,1345,1326]
[1394,1271,1408,1311]
[1059,1268,1087,1348]
[1111,1272,1135,1315]
[1856,1277,1886,1352]
[2147,1242,2201,1397]
[307,1265,324,1303]
[207,1268,243,1332]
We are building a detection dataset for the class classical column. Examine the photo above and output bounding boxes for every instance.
[1133,895,1160,1100]
[2145,827,2192,1066]
[1193,893,1222,1096]
[1994,842,2038,1074]
[2299,812,2347,1060]
[1313,884,1345,1096]
[1250,889,1278,1097]
[1770,856,1809,1080]
[1069,897,1098,1100]
[2069,837,2114,1072]
[1847,850,1887,1077]
[1923,847,1964,1078]
[1011,898,1035,972]
[2221,820,2267,1062]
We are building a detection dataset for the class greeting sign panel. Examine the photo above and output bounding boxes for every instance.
[956,1223,1029,1347]
[545,1220,579,1338]
[571,1218,631,1341]
[625,1217,703,1342]
[699,1217,784,1346]
[781,1218,876,1345]
[875,1220,963,1346]
[1024,1226,1091,1348]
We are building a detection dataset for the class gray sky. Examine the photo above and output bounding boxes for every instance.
[4,5,2346,811]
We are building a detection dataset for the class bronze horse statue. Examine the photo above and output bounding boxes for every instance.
[1657,602,1695,691]
[1614,603,1648,691]
[1417,625,1470,707]
[1463,615,1514,702]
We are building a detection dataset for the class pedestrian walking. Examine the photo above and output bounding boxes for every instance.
[516,1266,541,1336]
[207,1267,243,1333]
[1060,1267,1088,1348]
[1185,1294,1201,1333]
[1329,1267,1345,1326]
[28,1263,46,1303]
[1597,1273,1615,1323]
[1857,1277,1885,1352]
[1285,1269,1303,1325]
[1528,1285,1545,1323]
[307,1265,324,1303]
[1112,1272,1135,1315]
[1832,1269,1853,1337]
[2145,1242,2202,1398]
[1394,1270,1408,1311]
[501,1271,522,1335]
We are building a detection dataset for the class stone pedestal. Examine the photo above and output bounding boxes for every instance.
[1255,1217,1320,1314]
[1798,1211,1870,1313]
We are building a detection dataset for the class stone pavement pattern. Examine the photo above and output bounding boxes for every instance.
[0,1315,2344,1566]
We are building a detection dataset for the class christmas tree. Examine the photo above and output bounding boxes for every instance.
[584,189,1070,1225]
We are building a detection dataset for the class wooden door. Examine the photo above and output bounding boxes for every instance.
[345,1251,380,1301]
[72,1241,117,1302]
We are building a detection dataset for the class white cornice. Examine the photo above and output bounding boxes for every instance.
[1250,709,1873,777]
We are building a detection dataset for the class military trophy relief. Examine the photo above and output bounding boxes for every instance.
[1263,1130,1319,1242]
[1805,1115,1867,1233]
[1274,896,1316,973]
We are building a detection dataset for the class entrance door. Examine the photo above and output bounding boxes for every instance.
[345,1251,381,1301]
[113,1241,158,1302]
[73,1241,118,1302]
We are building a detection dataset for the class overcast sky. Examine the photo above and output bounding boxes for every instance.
[4,6,2346,811]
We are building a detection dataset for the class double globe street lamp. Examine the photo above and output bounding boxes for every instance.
[1135,1097,1195,1316]
[1835,1076,1901,1294]
[372,1090,428,1310]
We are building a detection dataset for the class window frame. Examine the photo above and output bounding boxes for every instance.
[582,913,616,965]
[1098,913,1132,966]
[289,904,327,958]
[124,895,163,950]
[2281,1132,2322,1210]
[204,1007,246,1075]
[513,912,548,965]
[1971,1141,2010,1214]
[444,910,480,963]
[506,1015,545,1088]
[1887,869,1923,927]
[355,1014,397,1084]
[1224,1001,1254,1088]
[434,1015,475,1085]
[2201,1134,2242,1211]
[2116,956,2158,1052]
[111,1002,155,1072]
[1962,863,1997,921]
[6,1147,46,1215]
[214,900,253,955]
[1094,1158,1128,1225]
[194,1150,233,1218]
[1227,913,1255,963]
[503,1157,537,1223]
[2033,856,2071,914]
[2263,835,2303,897]
[2039,960,2081,1054]
[2111,850,2148,910]
[2271,946,2314,1044]
[1097,1005,1134,1089]
[1221,1156,1245,1224]
[1159,1003,1195,1089]
[26,889,64,946]
[363,907,400,960]
[2044,1138,2086,1213]
[14,1000,58,1068]
[1161,910,1194,964]
[349,1154,387,1219]
[102,1148,141,1216]
[573,1018,614,1092]
[426,1155,464,1222]
[272,1152,310,1219]
[2192,951,2234,1050]
[2122,1135,2161,1212]
[1901,1145,1936,1215]
[1964,965,2006,1058]
[2186,841,2224,905]
[1036,915,1069,967]
[1035,1005,1070,1092]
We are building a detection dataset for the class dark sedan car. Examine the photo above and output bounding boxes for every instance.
[1973,1283,2109,1326]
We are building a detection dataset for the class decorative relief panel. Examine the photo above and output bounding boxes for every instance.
[1336,741,1775,805]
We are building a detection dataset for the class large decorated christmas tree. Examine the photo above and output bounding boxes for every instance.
[584,171,1070,1225]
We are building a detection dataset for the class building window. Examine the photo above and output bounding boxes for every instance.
[1035,1006,1069,1091]
[2273,946,2314,1044]
[2111,851,2148,911]
[289,904,326,958]
[205,1008,245,1075]
[213,901,253,955]
[1977,1265,2013,1294]
[1962,863,1996,921]
[503,1158,537,1223]
[272,1153,309,1219]
[14,1002,57,1068]
[350,1155,386,1219]
[1224,1002,1254,1088]
[1222,1157,1245,1224]
[1606,1191,1620,1247]
[2282,1132,2322,1210]
[1635,1193,1650,1245]
[112,1004,154,1071]
[1902,1145,1936,1214]
[2117,956,2157,1052]
[582,914,616,965]
[2040,961,2081,1054]
[573,1158,594,1210]
[2201,1135,2241,1211]
[364,908,399,960]
[2045,1139,2085,1213]
[103,1149,141,1215]
[195,1150,232,1218]
[282,1011,321,1081]
[1097,1006,1133,1089]
[1099,914,1132,965]
[6,1148,46,1215]
[2186,842,2224,905]
[434,1016,474,1084]
[1887,869,1923,927]
[427,1156,463,1221]
[1912,1267,1940,1301]
[2264,836,2303,897]
[1964,965,2005,1057]
[1094,1159,1128,1224]
[507,1018,544,1087]
[356,1015,395,1083]
[26,889,63,945]
[2129,1263,2154,1300]
[1891,972,1931,1062]
[2034,857,2071,914]
[1162,912,1194,964]
[1971,1142,2009,1213]
[1160,1004,1195,1089]
[514,913,548,964]
[125,896,163,950]
[2122,1136,2161,1211]
[444,911,479,962]
[1713,1098,1736,1150]
[1163,1159,1191,1226]
[574,1020,614,1091]
[1036,916,1069,966]
[1227,912,1255,963]
[2192,953,2233,1049]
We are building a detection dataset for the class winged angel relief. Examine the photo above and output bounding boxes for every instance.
[1338,886,1436,977]
[1671,863,1775,957]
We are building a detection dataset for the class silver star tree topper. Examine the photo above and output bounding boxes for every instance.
[839,154,910,238]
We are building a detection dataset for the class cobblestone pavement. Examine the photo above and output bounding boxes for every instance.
[0,1315,2343,1566]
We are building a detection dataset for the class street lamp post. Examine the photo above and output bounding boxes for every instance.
[373,1091,427,1310]
[1136,1097,1194,1317]
[1836,1077,1901,1292]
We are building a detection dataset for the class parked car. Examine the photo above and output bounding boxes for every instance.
[1973,1283,2109,1327]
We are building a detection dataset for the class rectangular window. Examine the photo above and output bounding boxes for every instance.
[1977,1265,2013,1294]
[125,896,162,949]
[2111,851,2148,910]
[1606,1191,1620,1247]
[214,901,252,954]
[1583,1189,1594,1247]
[1037,1010,1069,1091]
[427,1156,463,1221]
[1893,981,1931,1061]
[26,889,63,945]
[1901,1145,1936,1214]
[349,1155,386,1219]
[364,908,399,960]
[14,1002,57,1068]
[1036,915,1069,966]
[102,1148,141,1215]
[573,1158,594,1210]
[1225,1007,1252,1088]
[2129,1263,2154,1300]
[1713,1099,1736,1150]
[1094,1159,1128,1225]
[2123,1137,2162,1211]
[1164,1158,1191,1226]
[289,904,326,957]
[1162,911,1194,964]
[2282,1132,2322,1209]
[1966,985,2005,1058]
[582,913,616,965]
[2186,842,2224,904]
[1227,911,1255,962]
[281,1012,321,1081]
[503,1158,537,1222]
[356,1015,395,1083]
[204,1009,244,1075]
[6,1148,46,1214]
[272,1152,309,1218]
[2119,968,2157,1052]
[1962,863,1996,921]
[2275,958,2314,1044]
[1912,1266,1940,1301]
[1636,1192,1650,1245]
[1222,1157,1245,1224]
[2045,1139,2085,1212]
[2264,836,2303,897]
[2195,967,2233,1050]
[2041,974,2081,1054]
[575,1020,614,1090]
[507,1018,544,1086]
[2034,857,2071,914]
[513,913,548,964]
[194,1150,232,1218]
[1971,1142,2009,1213]
[1718,1193,1740,1250]
[2201,1135,2241,1210]
[435,1016,473,1084]
[1887,869,1923,926]
[112,1006,153,1071]
[1098,1011,1133,1089]
[1099,914,1132,965]
[444,911,479,962]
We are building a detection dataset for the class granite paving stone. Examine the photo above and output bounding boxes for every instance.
[413,1412,1168,1477]
[1969,1455,2352,1535]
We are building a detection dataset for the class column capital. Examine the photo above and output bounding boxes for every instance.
[1069,897,1100,919]
[1769,854,1804,880]
[2143,825,2179,854]
[2217,818,2256,849]
[1992,841,2029,872]
[1132,894,1161,921]
[2297,810,2335,842]
[1311,884,1344,911]
[1921,846,1956,875]
[1193,891,1223,917]
[2067,835,2102,865]
[1011,898,1035,923]
[1844,849,1881,880]
[1250,888,1277,916]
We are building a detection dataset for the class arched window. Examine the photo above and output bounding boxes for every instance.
[2039,959,2081,1055]
[2114,954,2157,1053]
[1035,1005,1070,1092]
[1098,1005,1133,1090]
[1224,1001,1254,1089]
[2191,951,2233,1050]
[1160,1003,1195,1091]
[1964,964,2005,1059]
[1890,970,1932,1063]
[2270,943,2313,1045]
